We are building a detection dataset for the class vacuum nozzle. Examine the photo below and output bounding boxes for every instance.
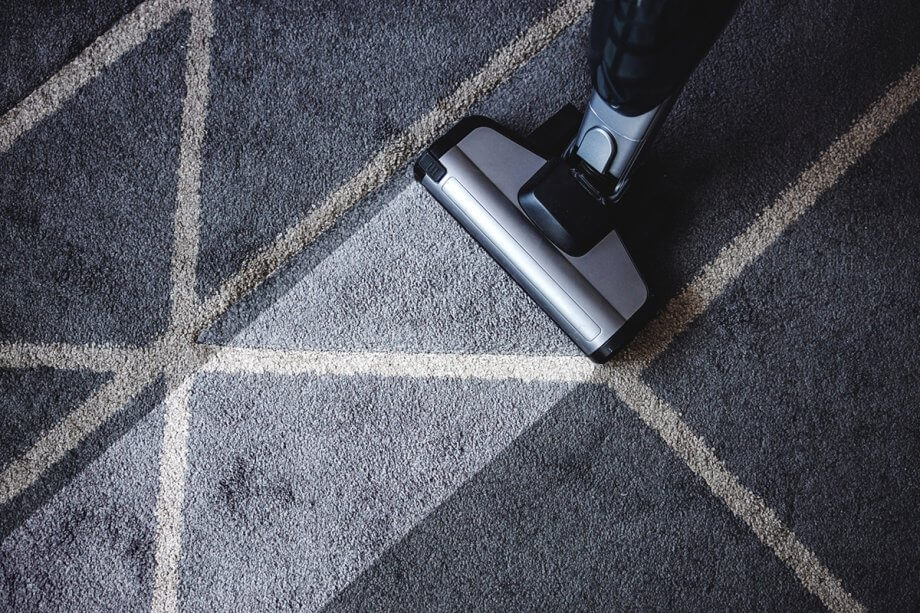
[415,113,650,362]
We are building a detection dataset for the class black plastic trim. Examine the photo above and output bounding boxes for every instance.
[415,151,446,183]
[588,296,655,363]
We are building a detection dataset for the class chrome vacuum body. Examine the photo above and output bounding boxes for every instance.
[416,0,739,361]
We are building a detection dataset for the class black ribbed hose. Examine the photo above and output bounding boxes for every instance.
[589,0,741,116]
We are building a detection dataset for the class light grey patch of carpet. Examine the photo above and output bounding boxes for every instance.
[0,402,164,610]
[197,175,415,345]
[179,371,580,611]
[229,182,577,355]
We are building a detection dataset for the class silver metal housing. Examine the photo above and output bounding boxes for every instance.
[418,124,649,359]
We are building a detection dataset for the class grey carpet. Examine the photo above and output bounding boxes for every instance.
[1,10,186,345]
[1,0,919,611]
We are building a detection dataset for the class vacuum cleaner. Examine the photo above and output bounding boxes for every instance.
[415,0,739,362]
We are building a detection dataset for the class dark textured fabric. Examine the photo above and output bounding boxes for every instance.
[641,106,920,612]
[0,13,188,345]
[1,0,918,610]
[0,0,143,112]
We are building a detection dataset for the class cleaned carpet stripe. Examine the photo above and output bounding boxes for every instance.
[0,0,186,154]
[195,0,594,332]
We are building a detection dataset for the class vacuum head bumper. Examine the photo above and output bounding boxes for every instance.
[415,116,650,362]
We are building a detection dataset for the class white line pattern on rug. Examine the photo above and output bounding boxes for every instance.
[0,341,144,373]
[168,0,214,329]
[203,345,595,383]
[151,0,215,609]
[0,0,917,608]
[151,376,194,613]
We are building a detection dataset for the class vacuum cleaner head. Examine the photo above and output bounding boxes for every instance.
[413,1,742,361]
[414,112,650,363]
